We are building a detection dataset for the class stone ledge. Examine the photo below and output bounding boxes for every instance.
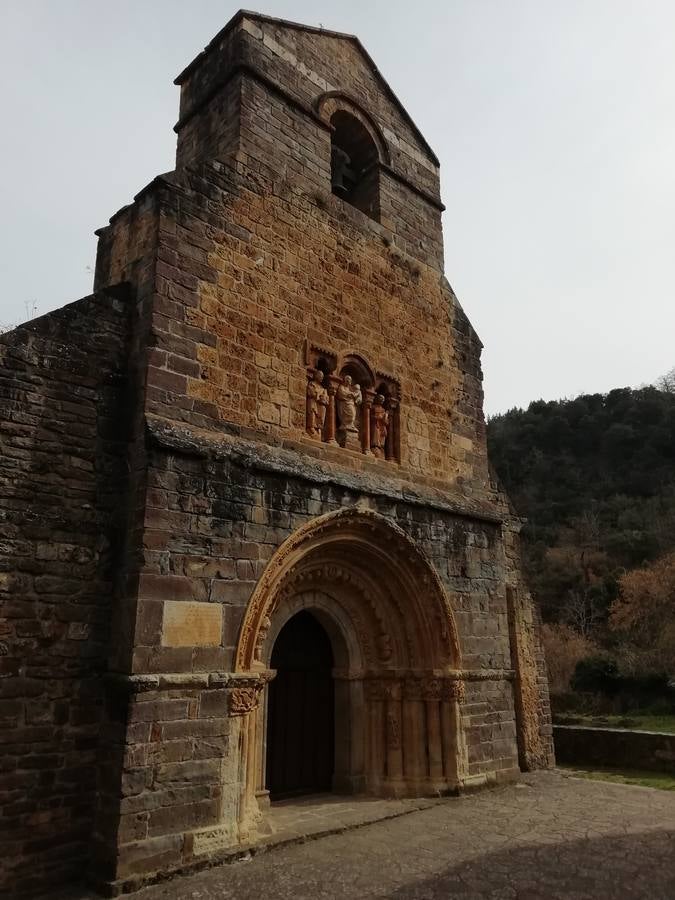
[103,671,272,694]
[145,414,503,525]
[103,668,515,694]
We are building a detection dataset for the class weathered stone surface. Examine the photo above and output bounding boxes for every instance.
[161,601,223,647]
[555,725,675,773]
[191,823,237,856]
[0,286,132,898]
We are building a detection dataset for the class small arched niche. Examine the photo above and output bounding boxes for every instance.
[336,354,374,452]
[330,110,381,221]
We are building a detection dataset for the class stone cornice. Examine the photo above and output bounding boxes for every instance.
[103,671,274,693]
[173,62,331,135]
[145,414,503,526]
[103,667,514,692]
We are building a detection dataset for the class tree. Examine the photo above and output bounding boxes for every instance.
[656,367,675,394]
[609,551,675,674]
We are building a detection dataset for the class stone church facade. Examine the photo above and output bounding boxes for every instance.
[0,12,553,898]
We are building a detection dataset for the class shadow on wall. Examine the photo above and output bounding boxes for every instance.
[386,829,675,899]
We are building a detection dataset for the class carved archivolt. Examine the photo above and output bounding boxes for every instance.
[234,507,461,673]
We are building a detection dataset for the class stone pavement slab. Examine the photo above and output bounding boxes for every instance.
[55,771,675,899]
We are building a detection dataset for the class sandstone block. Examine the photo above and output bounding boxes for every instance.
[162,601,223,647]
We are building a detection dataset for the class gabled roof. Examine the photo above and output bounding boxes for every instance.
[174,9,439,166]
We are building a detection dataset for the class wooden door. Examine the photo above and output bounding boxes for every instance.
[266,611,334,800]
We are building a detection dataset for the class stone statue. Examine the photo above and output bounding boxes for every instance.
[306,370,329,439]
[336,374,362,448]
[371,394,389,458]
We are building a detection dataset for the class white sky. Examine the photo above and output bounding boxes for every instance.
[2,1,673,414]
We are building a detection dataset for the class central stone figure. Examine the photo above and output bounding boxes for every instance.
[336,374,363,449]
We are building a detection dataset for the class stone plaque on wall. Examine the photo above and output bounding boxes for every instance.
[162,600,223,647]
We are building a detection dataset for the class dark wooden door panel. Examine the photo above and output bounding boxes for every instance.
[266,611,334,799]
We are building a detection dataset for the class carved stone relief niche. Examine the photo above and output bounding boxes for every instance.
[304,342,400,462]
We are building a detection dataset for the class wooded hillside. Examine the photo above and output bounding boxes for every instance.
[488,382,675,688]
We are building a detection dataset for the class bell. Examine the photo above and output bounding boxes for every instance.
[331,145,353,196]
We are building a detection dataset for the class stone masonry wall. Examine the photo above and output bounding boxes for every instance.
[0,288,132,898]
[94,160,486,495]
[97,426,520,889]
[554,725,675,774]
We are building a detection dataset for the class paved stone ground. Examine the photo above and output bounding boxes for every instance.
[268,792,443,841]
[68,771,675,899]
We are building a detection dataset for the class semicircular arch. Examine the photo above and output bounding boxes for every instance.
[316,91,391,166]
[234,507,461,673]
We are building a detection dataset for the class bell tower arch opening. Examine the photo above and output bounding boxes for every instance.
[330,110,381,221]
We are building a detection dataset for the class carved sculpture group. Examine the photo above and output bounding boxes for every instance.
[306,367,396,460]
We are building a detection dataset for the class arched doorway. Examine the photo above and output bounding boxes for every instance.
[266,611,335,799]
[233,508,466,838]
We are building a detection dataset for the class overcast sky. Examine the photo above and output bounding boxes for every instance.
[2,1,673,414]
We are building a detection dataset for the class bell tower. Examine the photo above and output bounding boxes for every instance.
[172,11,445,270]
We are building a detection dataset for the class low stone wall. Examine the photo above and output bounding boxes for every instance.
[554,725,675,774]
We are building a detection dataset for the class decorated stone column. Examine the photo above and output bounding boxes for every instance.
[402,679,425,789]
[440,679,465,789]
[424,681,444,785]
[384,681,404,792]
[228,675,271,840]
[325,374,341,445]
[385,397,398,461]
[386,398,399,461]
[362,387,375,454]
[364,679,385,793]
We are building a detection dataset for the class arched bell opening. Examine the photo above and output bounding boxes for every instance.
[330,110,381,221]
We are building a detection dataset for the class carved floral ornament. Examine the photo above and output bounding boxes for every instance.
[305,343,400,461]
[234,507,462,674]
[228,673,274,716]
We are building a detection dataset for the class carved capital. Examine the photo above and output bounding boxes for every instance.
[229,682,264,716]
[445,679,465,704]
[403,677,424,701]
[364,678,401,702]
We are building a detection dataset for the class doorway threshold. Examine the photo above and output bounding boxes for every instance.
[266,793,447,846]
